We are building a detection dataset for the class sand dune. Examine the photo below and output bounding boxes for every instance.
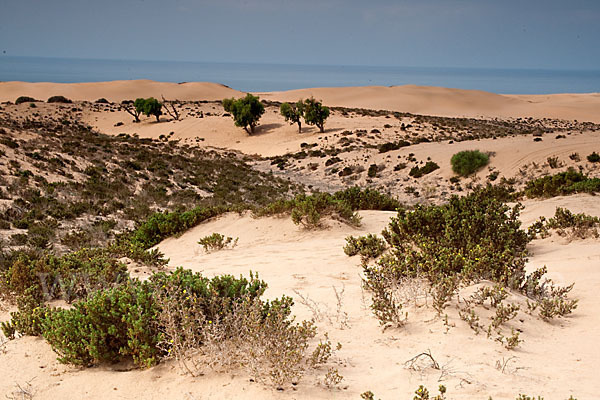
[2,80,599,122]
[0,80,243,103]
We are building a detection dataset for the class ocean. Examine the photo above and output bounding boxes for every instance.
[1,56,599,95]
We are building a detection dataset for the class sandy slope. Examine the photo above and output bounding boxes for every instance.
[2,81,599,122]
[3,198,598,399]
[0,80,243,103]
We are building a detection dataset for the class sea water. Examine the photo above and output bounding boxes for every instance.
[1,56,599,95]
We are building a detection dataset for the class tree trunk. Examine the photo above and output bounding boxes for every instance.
[298,121,302,133]
[319,123,324,133]
[155,114,160,122]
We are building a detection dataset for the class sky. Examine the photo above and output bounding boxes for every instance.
[1,0,599,70]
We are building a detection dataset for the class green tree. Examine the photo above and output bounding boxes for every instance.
[303,97,329,133]
[280,101,305,133]
[135,98,163,122]
[222,94,265,134]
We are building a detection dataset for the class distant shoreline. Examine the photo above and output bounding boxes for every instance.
[2,56,600,95]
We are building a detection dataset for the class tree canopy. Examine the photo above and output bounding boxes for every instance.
[134,97,163,122]
[303,98,329,133]
[280,101,305,133]
[222,94,265,134]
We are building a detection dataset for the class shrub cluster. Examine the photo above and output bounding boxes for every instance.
[361,187,577,333]
[257,187,399,229]
[524,170,600,198]
[344,234,386,259]
[529,207,600,239]
[450,150,489,176]
[409,162,439,178]
[198,233,239,252]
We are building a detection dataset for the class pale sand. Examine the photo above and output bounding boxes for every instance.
[2,80,599,122]
[1,80,599,398]
[2,198,598,399]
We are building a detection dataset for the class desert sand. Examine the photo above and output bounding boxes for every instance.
[2,80,600,122]
[1,80,600,399]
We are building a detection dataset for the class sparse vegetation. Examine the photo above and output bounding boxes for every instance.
[409,161,439,178]
[198,233,239,252]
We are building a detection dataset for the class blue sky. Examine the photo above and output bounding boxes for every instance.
[1,0,599,70]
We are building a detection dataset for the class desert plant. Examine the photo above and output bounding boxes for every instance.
[343,234,386,259]
[223,94,265,134]
[280,101,305,133]
[47,95,72,103]
[451,150,489,176]
[409,161,439,178]
[303,97,330,133]
[134,98,162,122]
[587,152,600,163]
[15,96,39,105]
[198,233,238,252]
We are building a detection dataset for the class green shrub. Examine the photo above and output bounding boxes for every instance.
[524,170,600,198]
[130,205,232,249]
[344,234,386,259]
[450,150,489,176]
[378,140,410,153]
[379,188,529,285]
[38,268,267,368]
[1,248,128,304]
[587,152,600,163]
[198,233,238,252]
[290,193,360,228]
[332,187,400,211]
[409,161,439,178]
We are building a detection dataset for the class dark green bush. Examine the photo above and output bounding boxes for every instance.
[47,96,72,103]
[223,94,265,134]
[332,187,400,211]
[15,96,39,105]
[587,152,600,163]
[524,170,600,198]
[409,161,439,178]
[380,187,529,285]
[344,234,386,259]
[39,268,267,367]
[450,150,489,176]
[130,205,233,249]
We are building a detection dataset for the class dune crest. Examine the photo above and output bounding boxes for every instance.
[1,80,599,122]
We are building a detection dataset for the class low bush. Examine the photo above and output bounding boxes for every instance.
[15,96,39,105]
[130,205,233,249]
[409,161,439,178]
[361,187,577,334]
[344,234,386,259]
[524,170,600,198]
[47,96,72,103]
[587,152,600,163]
[0,248,128,303]
[450,150,489,176]
[198,233,238,252]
